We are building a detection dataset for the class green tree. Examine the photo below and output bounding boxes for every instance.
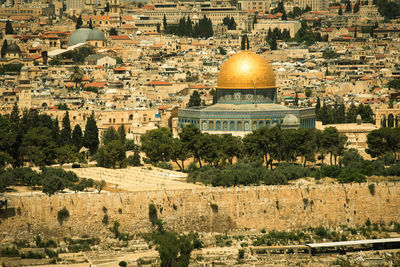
[109,27,118,35]
[353,1,360,13]
[118,125,126,145]
[71,124,83,151]
[104,2,110,12]
[179,124,202,167]
[5,20,13,34]
[20,127,57,167]
[338,6,343,15]
[163,15,168,32]
[188,91,201,107]
[388,79,400,90]
[241,34,249,50]
[88,19,93,29]
[366,128,400,160]
[102,127,120,145]
[56,144,83,165]
[141,128,173,163]
[346,102,358,123]
[60,111,71,145]
[171,138,190,171]
[76,15,83,29]
[345,0,352,12]
[1,39,8,58]
[83,112,99,155]
[96,140,126,168]
[70,65,84,89]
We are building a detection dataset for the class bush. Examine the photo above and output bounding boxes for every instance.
[338,169,366,183]
[149,204,158,225]
[368,184,375,196]
[210,203,218,213]
[119,261,127,267]
[319,165,342,178]
[57,207,70,224]
[154,161,173,170]
[102,214,109,225]
[238,249,245,259]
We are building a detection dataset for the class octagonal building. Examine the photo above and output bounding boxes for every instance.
[178,50,316,136]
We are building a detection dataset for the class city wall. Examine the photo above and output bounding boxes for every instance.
[1,182,399,241]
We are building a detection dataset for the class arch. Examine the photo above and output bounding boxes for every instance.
[202,121,207,130]
[230,121,235,130]
[209,121,214,130]
[381,115,386,128]
[223,121,228,130]
[41,102,48,109]
[266,120,271,128]
[388,113,395,128]
[216,121,221,130]
[129,114,133,121]
[237,121,242,130]
[245,121,250,130]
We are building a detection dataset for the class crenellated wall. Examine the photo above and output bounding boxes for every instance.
[1,182,399,241]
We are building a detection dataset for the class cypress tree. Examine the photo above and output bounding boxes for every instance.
[338,6,343,15]
[315,97,321,115]
[83,112,99,155]
[118,125,126,145]
[5,20,13,34]
[72,124,83,151]
[186,16,193,36]
[76,15,83,29]
[89,19,93,29]
[60,111,72,144]
[163,15,168,33]
[345,0,352,12]
[346,102,358,123]
[1,39,8,58]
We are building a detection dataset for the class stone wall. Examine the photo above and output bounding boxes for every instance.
[1,182,399,241]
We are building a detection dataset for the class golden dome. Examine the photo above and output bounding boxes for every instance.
[217,51,275,89]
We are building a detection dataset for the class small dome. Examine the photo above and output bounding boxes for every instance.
[87,29,105,41]
[68,28,92,46]
[5,43,21,54]
[282,114,300,127]
[217,50,275,89]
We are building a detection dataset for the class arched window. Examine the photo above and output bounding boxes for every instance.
[245,121,249,130]
[237,121,242,130]
[129,114,133,121]
[209,121,214,130]
[388,114,395,128]
[216,121,221,130]
[230,121,235,130]
[223,121,228,130]
[202,121,207,130]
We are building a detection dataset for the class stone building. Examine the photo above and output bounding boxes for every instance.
[178,50,315,137]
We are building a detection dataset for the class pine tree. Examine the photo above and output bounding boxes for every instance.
[72,124,83,151]
[83,112,99,155]
[353,1,360,13]
[338,6,343,15]
[241,34,249,50]
[186,16,193,36]
[5,20,13,34]
[315,97,321,115]
[163,15,168,33]
[346,102,358,123]
[1,39,7,58]
[345,0,352,12]
[118,125,126,144]
[60,111,72,144]
[76,16,83,29]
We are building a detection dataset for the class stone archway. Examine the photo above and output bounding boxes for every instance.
[381,114,387,128]
[388,114,395,128]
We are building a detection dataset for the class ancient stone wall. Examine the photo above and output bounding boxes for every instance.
[1,182,399,241]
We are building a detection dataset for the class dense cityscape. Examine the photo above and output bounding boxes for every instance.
[1,0,400,266]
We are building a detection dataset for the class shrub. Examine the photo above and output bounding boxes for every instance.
[319,165,342,178]
[338,169,366,183]
[210,203,218,213]
[149,204,158,225]
[102,214,109,225]
[238,249,245,259]
[368,184,375,196]
[154,161,173,170]
[119,261,127,267]
[57,207,70,224]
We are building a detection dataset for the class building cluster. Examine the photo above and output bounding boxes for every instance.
[0,0,400,145]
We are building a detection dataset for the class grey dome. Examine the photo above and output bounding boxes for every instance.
[282,114,300,128]
[87,29,105,41]
[67,28,93,46]
[5,43,21,54]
